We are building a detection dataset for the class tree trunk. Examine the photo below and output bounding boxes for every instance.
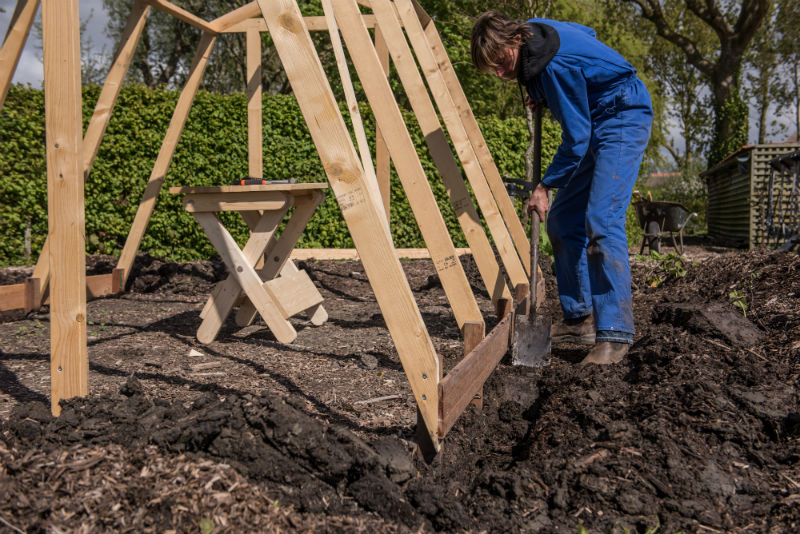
[709,64,748,166]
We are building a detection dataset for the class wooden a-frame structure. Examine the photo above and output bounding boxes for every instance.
[0,0,540,453]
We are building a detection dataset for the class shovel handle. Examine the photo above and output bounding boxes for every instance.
[530,107,543,309]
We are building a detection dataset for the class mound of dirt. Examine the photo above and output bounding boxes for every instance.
[1,248,798,533]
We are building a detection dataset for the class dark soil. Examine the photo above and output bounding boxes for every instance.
[1,247,799,533]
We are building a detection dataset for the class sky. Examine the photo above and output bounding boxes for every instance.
[1,0,113,87]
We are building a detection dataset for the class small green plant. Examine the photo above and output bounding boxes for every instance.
[15,326,27,336]
[198,518,215,534]
[729,289,748,317]
[644,251,689,287]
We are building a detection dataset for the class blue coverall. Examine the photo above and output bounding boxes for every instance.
[520,19,653,343]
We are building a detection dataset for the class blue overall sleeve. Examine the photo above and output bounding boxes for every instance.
[540,66,592,189]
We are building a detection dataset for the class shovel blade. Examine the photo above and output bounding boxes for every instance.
[512,314,552,367]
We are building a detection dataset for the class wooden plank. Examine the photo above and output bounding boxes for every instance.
[182,192,290,212]
[246,27,263,178]
[288,247,472,260]
[210,1,260,33]
[438,313,512,438]
[24,277,40,313]
[169,183,327,194]
[42,0,87,417]
[194,209,296,344]
[279,260,328,326]
[262,268,324,318]
[221,15,378,33]
[333,0,483,330]
[373,24,391,220]
[140,0,215,33]
[321,0,387,237]
[0,283,26,311]
[0,0,40,111]
[462,321,485,408]
[414,7,531,275]
[235,190,325,326]
[85,273,119,299]
[370,0,516,305]
[30,1,150,306]
[117,32,217,286]
[256,0,440,450]
[83,0,150,174]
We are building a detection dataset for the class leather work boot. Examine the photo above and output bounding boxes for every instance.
[580,342,629,366]
[551,315,595,345]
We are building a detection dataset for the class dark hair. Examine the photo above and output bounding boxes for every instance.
[470,11,532,74]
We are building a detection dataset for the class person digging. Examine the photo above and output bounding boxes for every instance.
[471,11,653,365]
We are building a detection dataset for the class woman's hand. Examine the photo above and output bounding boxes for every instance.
[527,182,549,221]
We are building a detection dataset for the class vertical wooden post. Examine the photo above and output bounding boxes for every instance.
[256,0,440,450]
[373,24,391,220]
[0,0,40,112]
[31,0,151,302]
[117,32,217,286]
[246,27,263,178]
[332,0,483,331]
[42,0,87,416]
[462,321,485,408]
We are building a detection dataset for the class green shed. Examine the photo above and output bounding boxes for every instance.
[701,143,800,248]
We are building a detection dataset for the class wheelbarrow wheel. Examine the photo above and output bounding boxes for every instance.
[646,220,661,253]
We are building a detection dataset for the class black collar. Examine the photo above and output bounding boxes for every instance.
[517,22,560,86]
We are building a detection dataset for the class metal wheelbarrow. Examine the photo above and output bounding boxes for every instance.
[633,197,697,255]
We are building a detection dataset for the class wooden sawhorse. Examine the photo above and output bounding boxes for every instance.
[170,183,329,344]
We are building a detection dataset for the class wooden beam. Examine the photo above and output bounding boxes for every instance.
[182,192,289,212]
[438,313,512,438]
[288,247,472,260]
[246,27,263,178]
[0,282,26,311]
[42,0,87,416]
[29,0,151,305]
[374,24,391,220]
[262,268,324,318]
[140,0,215,33]
[220,15,378,33]
[210,1,260,33]
[321,0,387,237]
[415,8,531,275]
[256,0,440,450]
[0,272,121,312]
[117,32,217,286]
[462,321,485,409]
[83,0,151,174]
[333,0,483,331]
[370,0,516,306]
[0,0,40,111]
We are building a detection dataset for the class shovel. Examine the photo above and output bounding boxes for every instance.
[512,106,551,367]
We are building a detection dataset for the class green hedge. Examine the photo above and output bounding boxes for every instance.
[0,84,564,266]
[0,85,649,266]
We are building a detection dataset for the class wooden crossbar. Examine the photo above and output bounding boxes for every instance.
[0,0,40,111]
[219,15,378,33]
[0,272,123,313]
[140,0,215,33]
[438,313,513,438]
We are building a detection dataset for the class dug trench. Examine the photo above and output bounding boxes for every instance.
[0,248,799,533]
